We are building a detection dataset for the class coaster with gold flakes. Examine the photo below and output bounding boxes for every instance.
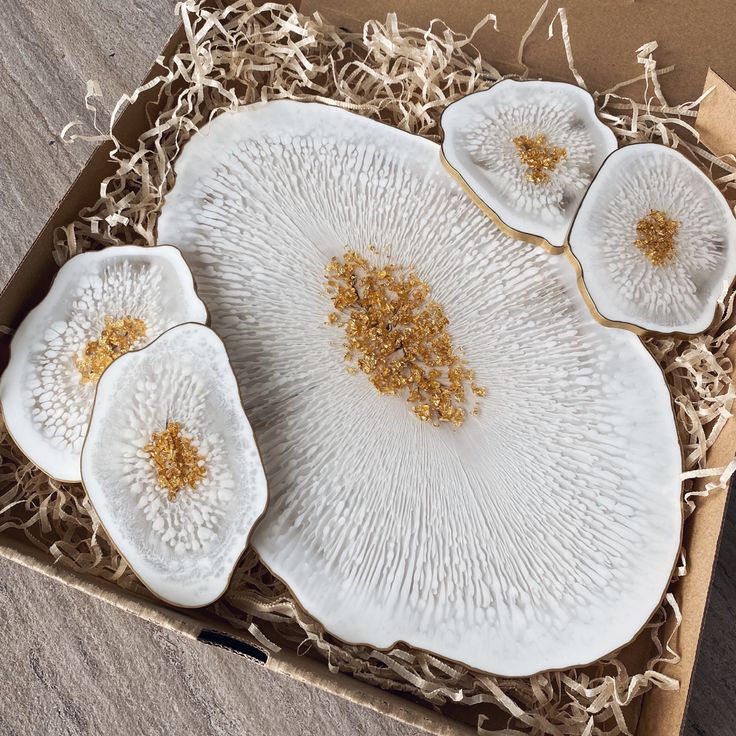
[567,142,736,335]
[440,79,617,252]
[0,246,207,482]
[81,322,268,607]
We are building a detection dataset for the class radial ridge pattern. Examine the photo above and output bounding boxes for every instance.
[0,246,207,482]
[568,144,736,334]
[157,100,682,675]
[81,323,268,607]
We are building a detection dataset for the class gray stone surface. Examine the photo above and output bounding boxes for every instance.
[0,1,734,734]
[0,556,421,736]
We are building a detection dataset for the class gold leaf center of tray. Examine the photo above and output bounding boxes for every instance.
[325,249,485,428]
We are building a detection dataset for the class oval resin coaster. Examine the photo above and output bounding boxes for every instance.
[81,323,268,608]
[0,245,207,482]
[568,142,736,335]
[158,100,682,675]
[440,79,617,252]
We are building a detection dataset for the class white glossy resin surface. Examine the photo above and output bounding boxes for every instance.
[158,100,681,675]
[0,246,207,481]
[81,323,268,607]
[568,143,736,334]
[441,79,617,248]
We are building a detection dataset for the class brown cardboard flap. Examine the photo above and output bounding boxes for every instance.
[637,337,736,734]
[268,652,475,736]
[303,0,736,102]
[640,70,736,734]
[695,69,736,158]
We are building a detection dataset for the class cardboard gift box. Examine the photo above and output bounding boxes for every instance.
[1,1,734,734]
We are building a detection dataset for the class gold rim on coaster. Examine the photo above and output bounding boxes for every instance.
[79,321,270,610]
[439,78,618,255]
[565,142,736,338]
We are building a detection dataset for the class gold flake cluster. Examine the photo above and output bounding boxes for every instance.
[325,250,485,428]
[635,209,679,267]
[513,134,567,184]
[144,421,207,502]
[76,315,147,384]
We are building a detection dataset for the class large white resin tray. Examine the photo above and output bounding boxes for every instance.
[157,100,682,677]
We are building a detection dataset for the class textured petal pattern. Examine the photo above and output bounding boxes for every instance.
[157,100,682,676]
[441,79,617,249]
[0,246,208,482]
[568,143,736,335]
[81,323,268,607]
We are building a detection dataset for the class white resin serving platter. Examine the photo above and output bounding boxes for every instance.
[157,100,682,676]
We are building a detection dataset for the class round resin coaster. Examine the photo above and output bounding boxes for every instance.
[0,245,207,482]
[568,143,736,335]
[81,323,268,608]
[158,100,682,676]
[440,79,617,252]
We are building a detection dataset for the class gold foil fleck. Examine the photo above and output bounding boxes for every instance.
[144,421,207,502]
[513,134,567,184]
[76,315,147,384]
[325,250,484,428]
[634,210,679,266]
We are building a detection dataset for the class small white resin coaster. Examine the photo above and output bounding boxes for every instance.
[568,142,736,335]
[441,79,618,252]
[0,246,207,482]
[158,99,682,676]
[81,323,268,608]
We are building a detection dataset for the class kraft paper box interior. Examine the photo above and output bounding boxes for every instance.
[0,2,735,735]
